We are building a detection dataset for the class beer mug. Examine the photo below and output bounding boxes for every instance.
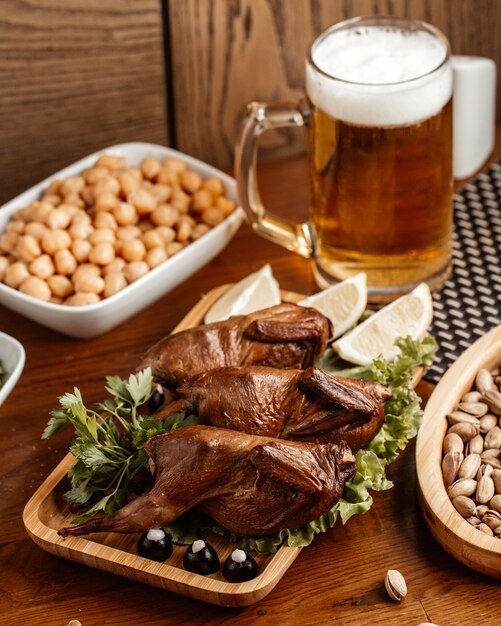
[236,16,454,302]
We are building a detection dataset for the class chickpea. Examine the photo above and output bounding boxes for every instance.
[191,223,211,240]
[41,229,71,255]
[151,205,178,227]
[6,220,25,235]
[32,201,54,223]
[54,249,77,275]
[201,206,224,227]
[89,228,115,246]
[59,176,85,196]
[121,238,146,262]
[104,272,127,298]
[117,225,142,241]
[19,275,51,301]
[48,274,74,298]
[58,203,81,220]
[113,202,138,226]
[45,208,71,230]
[0,232,18,254]
[69,218,93,240]
[163,158,188,173]
[191,189,212,212]
[92,175,121,198]
[94,191,119,212]
[17,235,42,262]
[203,177,224,197]
[216,196,236,217]
[155,226,176,244]
[171,190,191,213]
[40,193,61,207]
[166,241,183,257]
[14,206,32,222]
[0,256,9,281]
[145,246,167,269]
[140,157,161,180]
[62,193,85,209]
[156,167,179,186]
[89,241,115,266]
[24,222,47,241]
[141,229,164,250]
[73,271,105,295]
[129,188,157,215]
[47,179,63,195]
[103,257,126,275]
[124,261,149,283]
[4,262,30,288]
[72,263,101,280]
[29,254,55,280]
[180,171,202,194]
[138,220,153,233]
[94,211,117,230]
[80,186,94,206]
[96,154,125,171]
[84,166,109,185]
[119,170,142,196]
[176,218,192,243]
[71,239,92,263]
[65,292,100,306]
[150,183,171,203]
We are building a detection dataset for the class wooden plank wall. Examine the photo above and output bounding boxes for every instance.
[0,0,167,204]
[168,0,501,170]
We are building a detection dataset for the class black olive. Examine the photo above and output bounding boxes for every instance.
[137,529,173,562]
[183,540,220,575]
[148,386,165,413]
[222,549,259,583]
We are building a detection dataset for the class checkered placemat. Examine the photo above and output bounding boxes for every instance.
[425,161,501,383]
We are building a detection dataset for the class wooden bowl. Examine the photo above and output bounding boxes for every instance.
[416,324,501,578]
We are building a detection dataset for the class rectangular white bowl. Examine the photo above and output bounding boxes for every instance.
[0,331,26,407]
[0,143,244,338]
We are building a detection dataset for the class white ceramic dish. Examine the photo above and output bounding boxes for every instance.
[0,142,244,338]
[0,331,26,407]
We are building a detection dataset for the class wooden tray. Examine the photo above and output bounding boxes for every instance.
[23,284,307,607]
[416,324,501,579]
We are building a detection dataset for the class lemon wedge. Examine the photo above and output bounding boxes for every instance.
[204,264,281,323]
[332,283,433,366]
[298,273,367,339]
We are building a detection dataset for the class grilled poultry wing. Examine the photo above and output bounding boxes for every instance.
[136,303,332,389]
[156,366,391,451]
[58,425,356,537]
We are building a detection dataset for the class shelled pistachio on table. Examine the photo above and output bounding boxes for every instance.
[442,367,501,538]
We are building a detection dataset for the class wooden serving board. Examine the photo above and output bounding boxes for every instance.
[416,324,501,579]
[22,285,306,608]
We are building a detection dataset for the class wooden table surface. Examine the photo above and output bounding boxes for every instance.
[1,138,501,626]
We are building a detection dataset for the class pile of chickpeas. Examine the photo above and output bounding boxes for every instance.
[0,154,236,305]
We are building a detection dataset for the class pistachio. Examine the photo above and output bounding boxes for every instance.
[442,451,463,488]
[452,495,476,517]
[477,522,494,536]
[458,402,489,417]
[468,434,484,455]
[447,478,477,499]
[384,569,407,602]
[483,389,501,415]
[492,469,501,494]
[466,515,481,526]
[482,510,501,530]
[461,391,482,403]
[481,454,501,470]
[495,526,501,536]
[476,475,495,504]
[459,453,481,480]
[477,463,494,480]
[476,504,490,518]
[448,422,480,442]
[484,426,501,449]
[476,369,495,395]
[479,413,498,434]
[447,411,481,426]
[490,494,501,513]
[443,433,464,456]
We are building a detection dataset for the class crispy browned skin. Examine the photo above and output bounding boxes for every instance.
[157,366,392,451]
[136,303,332,388]
[58,425,356,537]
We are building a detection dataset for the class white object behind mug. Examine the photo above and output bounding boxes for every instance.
[452,55,497,179]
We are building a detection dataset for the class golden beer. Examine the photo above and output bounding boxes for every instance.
[308,99,453,294]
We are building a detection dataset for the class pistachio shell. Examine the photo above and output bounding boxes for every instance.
[458,453,481,480]
[490,494,501,513]
[477,522,494,536]
[479,413,498,434]
[384,569,407,602]
[476,475,495,504]
[452,495,476,517]
[442,451,463,488]
[448,422,480,442]
[447,411,481,426]
[443,433,464,456]
[447,478,477,500]
[476,369,495,395]
[468,434,484,455]
[483,389,501,415]
[458,402,489,417]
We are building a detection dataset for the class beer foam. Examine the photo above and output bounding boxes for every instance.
[307,26,452,127]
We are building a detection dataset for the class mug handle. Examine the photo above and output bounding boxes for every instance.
[235,100,313,258]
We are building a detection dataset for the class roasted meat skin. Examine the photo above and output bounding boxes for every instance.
[136,303,332,388]
[157,366,392,451]
[58,425,356,538]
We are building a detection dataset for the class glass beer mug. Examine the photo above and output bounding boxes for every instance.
[236,16,453,302]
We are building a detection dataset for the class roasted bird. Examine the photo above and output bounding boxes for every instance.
[136,303,332,389]
[155,366,392,451]
[58,425,356,537]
